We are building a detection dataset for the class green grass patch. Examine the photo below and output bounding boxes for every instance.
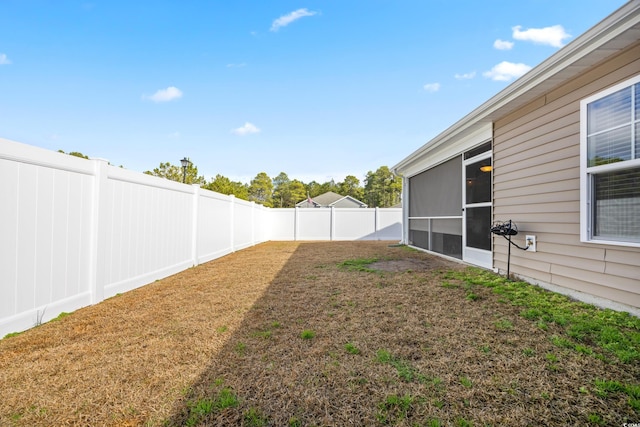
[3,331,22,339]
[460,376,472,388]
[376,349,427,383]
[376,393,416,424]
[185,387,239,426]
[455,418,473,427]
[593,378,640,412]
[466,292,479,301]
[244,407,269,427]
[234,341,247,355]
[441,281,459,289]
[337,257,378,272]
[300,329,315,340]
[522,348,535,357]
[344,342,360,354]
[216,387,239,409]
[494,318,513,330]
[444,268,640,363]
[587,413,605,426]
[51,312,71,322]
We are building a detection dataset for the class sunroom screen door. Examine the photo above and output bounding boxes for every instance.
[463,153,492,268]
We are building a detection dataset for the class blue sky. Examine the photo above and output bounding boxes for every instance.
[0,1,627,184]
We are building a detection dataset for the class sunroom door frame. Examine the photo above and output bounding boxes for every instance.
[462,149,492,269]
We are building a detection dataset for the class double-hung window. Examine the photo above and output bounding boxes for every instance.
[580,74,640,246]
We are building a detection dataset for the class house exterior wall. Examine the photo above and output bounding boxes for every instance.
[492,41,640,308]
[333,198,364,208]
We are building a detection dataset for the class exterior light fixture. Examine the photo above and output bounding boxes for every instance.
[180,157,191,183]
[480,165,492,172]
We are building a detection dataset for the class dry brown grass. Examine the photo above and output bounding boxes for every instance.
[0,241,638,426]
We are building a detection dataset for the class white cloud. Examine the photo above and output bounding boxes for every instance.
[493,39,514,50]
[454,71,476,80]
[0,53,12,65]
[232,122,261,136]
[512,25,571,48]
[423,83,441,93]
[483,61,532,81]
[270,8,317,32]
[145,86,183,102]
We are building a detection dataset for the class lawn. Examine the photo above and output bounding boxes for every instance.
[1,241,638,426]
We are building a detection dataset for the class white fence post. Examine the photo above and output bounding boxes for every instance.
[88,158,108,305]
[375,207,379,241]
[191,184,200,266]
[330,206,335,241]
[229,194,235,252]
[294,206,299,241]
[250,201,255,246]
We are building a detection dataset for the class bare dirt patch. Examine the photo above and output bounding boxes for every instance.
[0,241,637,426]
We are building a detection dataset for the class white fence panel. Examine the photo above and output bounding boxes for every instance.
[0,138,403,337]
[197,190,234,264]
[333,208,377,240]
[253,204,270,244]
[0,140,95,335]
[98,167,195,299]
[376,208,403,240]
[297,209,332,240]
[233,198,255,250]
[269,209,296,240]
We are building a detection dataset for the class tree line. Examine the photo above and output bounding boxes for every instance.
[57,151,402,208]
[142,160,402,208]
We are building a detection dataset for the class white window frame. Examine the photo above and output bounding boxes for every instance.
[580,74,640,247]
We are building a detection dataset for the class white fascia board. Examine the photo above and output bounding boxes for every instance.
[393,0,640,176]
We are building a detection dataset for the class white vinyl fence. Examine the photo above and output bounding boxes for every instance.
[269,207,402,241]
[0,138,401,336]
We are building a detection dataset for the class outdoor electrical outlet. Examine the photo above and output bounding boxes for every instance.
[526,235,537,252]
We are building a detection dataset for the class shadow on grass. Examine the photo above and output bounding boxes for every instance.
[163,241,453,426]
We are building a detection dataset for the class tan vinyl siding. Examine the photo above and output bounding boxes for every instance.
[493,41,640,308]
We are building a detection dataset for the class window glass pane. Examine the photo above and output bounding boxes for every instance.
[593,168,640,242]
[465,158,492,203]
[636,122,640,159]
[466,206,491,250]
[635,83,640,117]
[464,141,491,160]
[587,86,631,134]
[587,125,632,166]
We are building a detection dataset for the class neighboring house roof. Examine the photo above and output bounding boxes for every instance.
[296,191,368,208]
[393,0,640,176]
